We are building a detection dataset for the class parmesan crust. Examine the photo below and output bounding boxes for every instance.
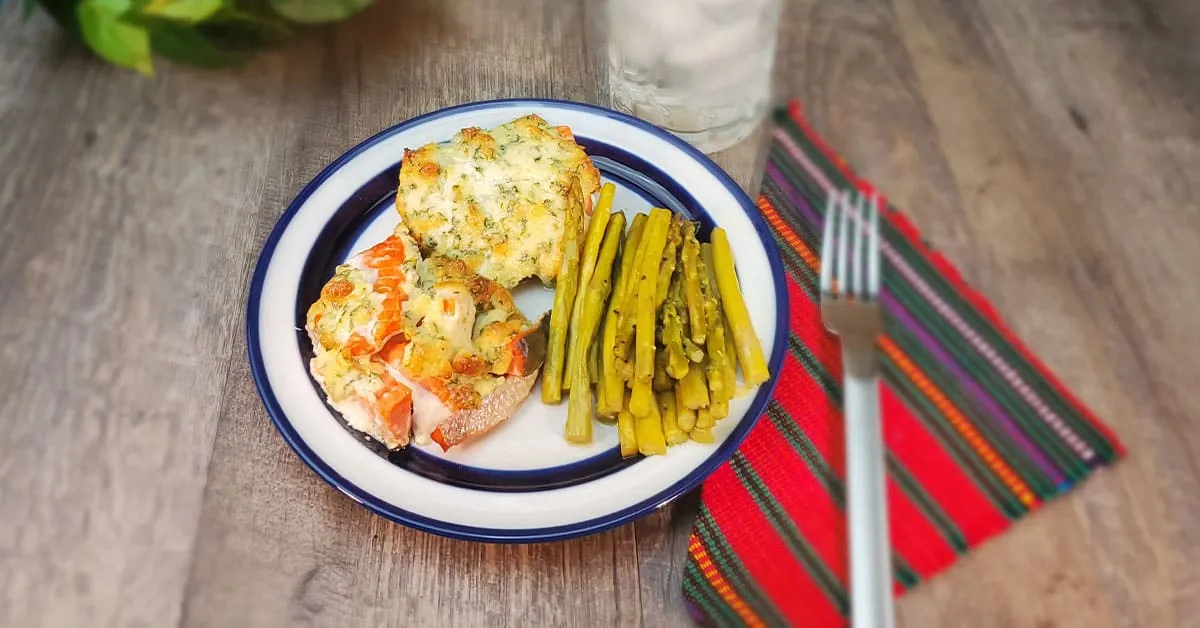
[396,114,601,288]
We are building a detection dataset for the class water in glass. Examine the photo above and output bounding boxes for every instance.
[605,0,782,153]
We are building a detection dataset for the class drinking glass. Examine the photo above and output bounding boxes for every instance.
[603,0,783,153]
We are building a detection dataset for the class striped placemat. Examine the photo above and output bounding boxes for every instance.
[682,102,1123,627]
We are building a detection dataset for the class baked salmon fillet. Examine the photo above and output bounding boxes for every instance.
[306,223,546,450]
[395,114,602,288]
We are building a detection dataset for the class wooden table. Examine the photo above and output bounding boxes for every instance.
[3,0,1199,626]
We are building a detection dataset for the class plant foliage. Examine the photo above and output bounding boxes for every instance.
[22,0,376,74]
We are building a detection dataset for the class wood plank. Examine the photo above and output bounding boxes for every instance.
[883,0,1200,625]
[3,0,1199,625]
[178,2,656,627]
[0,8,287,628]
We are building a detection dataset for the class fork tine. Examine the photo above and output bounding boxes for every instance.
[868,193,881,297]
[837,192,850,297]
[820,191,837,294]
[852,192,866,301]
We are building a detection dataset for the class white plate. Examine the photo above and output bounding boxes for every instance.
[247,99,787,542]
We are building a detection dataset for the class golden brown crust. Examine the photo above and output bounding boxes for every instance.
[394,114,601,287]
[451,351,489,377]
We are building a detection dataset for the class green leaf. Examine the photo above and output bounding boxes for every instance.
[144,20,254,68]
[141,0,223,23]
[77,0,154,74]
[268,0,372,24]
[21,0,38,21]
[203,6,294,45]
[91,0,134,12]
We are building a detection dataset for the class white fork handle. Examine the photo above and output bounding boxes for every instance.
[845,370,895,628]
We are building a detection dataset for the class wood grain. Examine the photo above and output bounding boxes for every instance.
[2,0,1199,625]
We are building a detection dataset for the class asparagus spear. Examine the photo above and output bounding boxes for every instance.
[709,398,729,421]
[636,384,667,456]
[654,214,684,309]
[661,273,690,379]
[680,221,707,345]
[689,426,714,443]
[614,210,667,365]
[653,349,674,393]
[566,335,595,441]
[658,390,687,445]
[589,338,600,386]
[723,317,738,398]
[541,176,587,403]
[617,390,639,458]
[596,346,619,423]
[630,379,654,420]
[700,243,731,404]
[675,383,697,432]
[678,359,710,410]
[709,318,735,420]
[598,213,647,415]
[706,321,731,402]
[563,182,616,391]
[634,211,672,379]
[710,228,770,387]
[672,269,704,367]
[629,208,672,417]
[612,214,648,307]
[565,213,625,443]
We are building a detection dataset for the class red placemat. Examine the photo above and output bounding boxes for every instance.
[682,102,1124,627]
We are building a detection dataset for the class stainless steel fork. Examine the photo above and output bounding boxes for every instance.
[820,190,893,628]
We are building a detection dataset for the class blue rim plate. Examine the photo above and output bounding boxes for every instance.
[246,98,788,543]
